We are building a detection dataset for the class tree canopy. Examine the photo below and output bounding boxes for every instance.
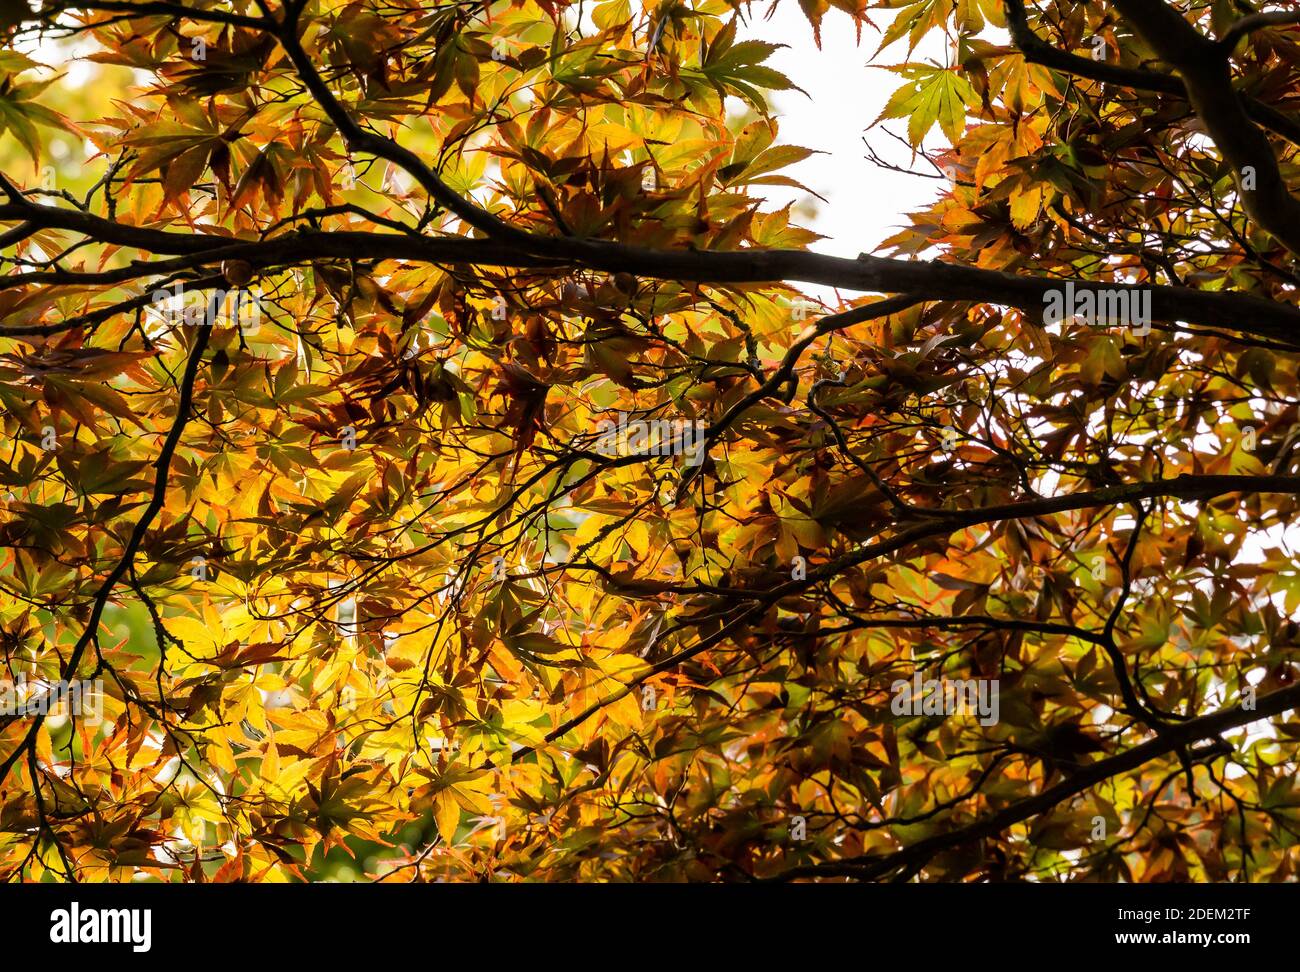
[3,0,1300,883]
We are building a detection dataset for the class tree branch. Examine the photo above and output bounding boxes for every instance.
[772,680,1300,880]
[1112,0,1300,257]
[1004,0,1300,147]
[5,197,1300,344]
[1217,8,1300,51]
[0,326,211,790]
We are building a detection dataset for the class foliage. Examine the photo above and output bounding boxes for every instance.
[2,0,1300,883]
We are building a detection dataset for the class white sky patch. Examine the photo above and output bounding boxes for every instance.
[738,6,949,267]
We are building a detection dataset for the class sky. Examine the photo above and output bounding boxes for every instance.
[738,3,951,258]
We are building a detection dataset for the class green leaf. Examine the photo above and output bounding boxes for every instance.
[877,66,971,146]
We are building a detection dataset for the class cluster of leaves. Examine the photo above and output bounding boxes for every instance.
[0,0,1299,883]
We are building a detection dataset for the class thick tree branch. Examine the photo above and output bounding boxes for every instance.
[4,198,1300,344]
[1005,0,1300,147]
[1112,0,1300,257]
